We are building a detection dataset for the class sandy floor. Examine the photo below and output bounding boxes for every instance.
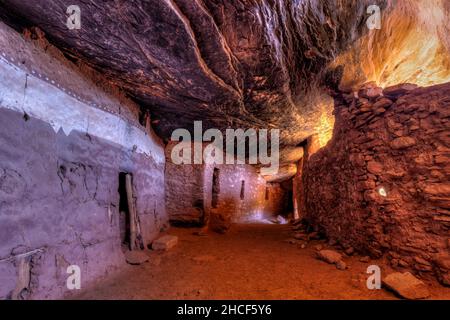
[75,224,450,300]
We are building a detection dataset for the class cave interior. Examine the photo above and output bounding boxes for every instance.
[0,0,449,300]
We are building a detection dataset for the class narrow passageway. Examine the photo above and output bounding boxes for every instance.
[75,224,450,300]
[0,1,449,301]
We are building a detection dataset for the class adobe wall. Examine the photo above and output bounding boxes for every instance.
[0,23,167,299]
[165,142,288,229]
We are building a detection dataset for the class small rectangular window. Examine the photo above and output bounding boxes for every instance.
[212,168,220,208]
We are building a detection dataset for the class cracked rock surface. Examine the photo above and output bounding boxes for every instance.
[0,0,384,175]
[1,0,448,180]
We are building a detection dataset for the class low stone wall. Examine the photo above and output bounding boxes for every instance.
[0,23,167,299]
[303,82,450,285]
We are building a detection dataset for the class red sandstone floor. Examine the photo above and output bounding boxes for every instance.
[75,224,450,300]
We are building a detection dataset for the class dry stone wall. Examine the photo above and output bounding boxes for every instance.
[303,82,450,285]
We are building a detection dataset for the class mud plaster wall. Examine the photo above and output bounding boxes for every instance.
[164,142,206,225]
[302,83,450,285]
[0,23,167,299]
[204,163,270,223]
[165,142,287,225]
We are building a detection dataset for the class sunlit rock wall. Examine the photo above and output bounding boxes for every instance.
[303,82,450,285]
[0,23,167,299]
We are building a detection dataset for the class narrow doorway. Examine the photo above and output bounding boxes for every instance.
[211,168,220,208]
[118,172,130,248]
[240,180,245,200]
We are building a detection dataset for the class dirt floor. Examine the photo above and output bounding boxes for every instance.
[75,224,450,300]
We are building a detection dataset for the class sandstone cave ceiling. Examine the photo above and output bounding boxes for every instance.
[0,0,449,181]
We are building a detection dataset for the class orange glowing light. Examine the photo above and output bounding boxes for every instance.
[333,0,450,90]
[317,112,334,148]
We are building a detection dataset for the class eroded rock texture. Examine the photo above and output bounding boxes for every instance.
[1,0,449,181]
[334,0,450,89]
[303,83,450,285]
[0,0,390,178]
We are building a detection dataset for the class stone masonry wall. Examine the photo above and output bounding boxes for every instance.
[203,163,268,228]
[303,82,450,285]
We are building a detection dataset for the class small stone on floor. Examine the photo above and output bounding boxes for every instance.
[359,256,370,263]
[125,250,149,265]
[383,272,430,299]
[317,250,342,264]
[193,230,208,237]
[152,235,178,251]
[317,249,347,270]
[314,244,323,251]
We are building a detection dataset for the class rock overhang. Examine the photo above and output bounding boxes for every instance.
[0,0,448,181]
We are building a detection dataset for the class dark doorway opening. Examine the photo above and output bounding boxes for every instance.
[211,168,220,208]
[240,180,245,200]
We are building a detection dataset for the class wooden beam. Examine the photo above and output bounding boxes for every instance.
[125,173,137,250]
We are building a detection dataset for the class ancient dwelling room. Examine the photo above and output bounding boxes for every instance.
[0,0,449,306]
